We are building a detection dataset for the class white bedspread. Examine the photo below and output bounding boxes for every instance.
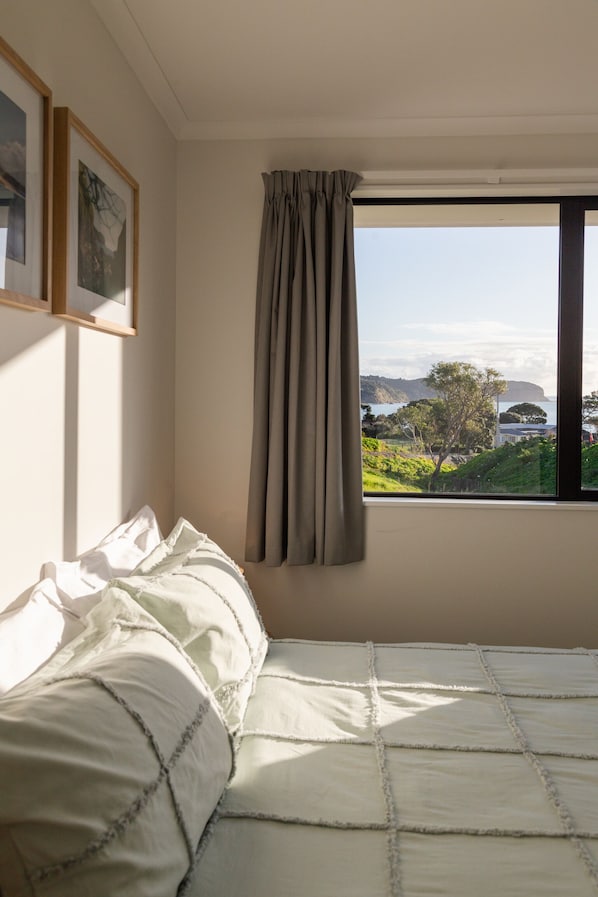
[187,640,598,897]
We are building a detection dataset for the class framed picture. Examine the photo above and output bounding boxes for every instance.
[0,36,52,311]
[53,107,138,336]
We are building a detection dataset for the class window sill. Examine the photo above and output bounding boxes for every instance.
[363,496,598,511]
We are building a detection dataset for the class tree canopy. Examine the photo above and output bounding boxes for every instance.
[503,402,547,424]
[582,391,598,426]
[422,361,506,488]
[360,362,509,490]
[499,411,522,424]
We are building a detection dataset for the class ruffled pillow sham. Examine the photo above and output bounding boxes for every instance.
[116,517,269,734]
[0,588,232,897]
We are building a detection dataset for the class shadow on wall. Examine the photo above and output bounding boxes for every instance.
[0,310,66,607]
[0,306,79,564]
[0,307,61,368]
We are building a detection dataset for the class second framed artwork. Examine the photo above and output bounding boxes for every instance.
[53,107,138,336]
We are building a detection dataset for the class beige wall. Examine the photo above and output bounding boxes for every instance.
[176,136,598,648]
[2,4,596,646]
[0,0,176,608]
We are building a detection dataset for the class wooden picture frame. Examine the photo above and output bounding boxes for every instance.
[53,107,138,336]
[0,36,52,311]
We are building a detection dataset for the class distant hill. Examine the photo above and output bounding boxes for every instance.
[360,375,546,405]
[501,381,547,402]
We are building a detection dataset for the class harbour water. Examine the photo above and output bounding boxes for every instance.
[364,400,558,426]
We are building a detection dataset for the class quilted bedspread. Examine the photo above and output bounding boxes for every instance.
[187,639,598,897]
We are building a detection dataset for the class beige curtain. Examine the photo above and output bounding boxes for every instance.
[245,170,365,566]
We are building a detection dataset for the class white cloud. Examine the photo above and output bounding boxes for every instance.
[359,334,559,395]
[359,322,598,397]
[401,320,516,337]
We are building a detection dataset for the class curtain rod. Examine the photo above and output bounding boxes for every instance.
[355,168,598,198]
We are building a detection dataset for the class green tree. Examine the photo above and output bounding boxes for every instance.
[361,404,377,438]
[459,406,498,453]
[582,391,598,426]
[499,411,522,423]
[424,361,507,489]
[505,402,547,424]
[392,398,443,455]
[372,412,401,440]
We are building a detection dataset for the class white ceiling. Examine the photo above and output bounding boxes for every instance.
[92,0,598,141]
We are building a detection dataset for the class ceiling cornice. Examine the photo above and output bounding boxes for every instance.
[92,0,187,138]
[178,113,598,142]
[92,0,598,143]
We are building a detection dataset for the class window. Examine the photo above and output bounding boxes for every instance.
[354,195,598,501]
[0,204,8,288]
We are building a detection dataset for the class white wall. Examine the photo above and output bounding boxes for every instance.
[0,0,176,608]
[3,5,595,646]
[176,135,598,648]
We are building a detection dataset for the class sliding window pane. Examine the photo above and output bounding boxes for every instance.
[355,202,560,496]
[582,210,598,490]
[0,205,8,289]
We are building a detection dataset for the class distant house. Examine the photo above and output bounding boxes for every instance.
[496,424,557,446]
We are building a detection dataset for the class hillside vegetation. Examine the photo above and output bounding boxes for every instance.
[363,436,598,494]
[360,374,546,405]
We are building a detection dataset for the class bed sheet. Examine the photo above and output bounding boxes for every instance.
[187,639,598,897]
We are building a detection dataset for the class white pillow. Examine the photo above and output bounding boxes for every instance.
[116,518,268,733]
[0,579,85,696]
[0,588,232,897]
[43,505,163,615]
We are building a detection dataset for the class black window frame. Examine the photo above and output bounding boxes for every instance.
[353,193,598,502]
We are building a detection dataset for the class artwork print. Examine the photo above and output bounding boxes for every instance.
[0,89,26,266]
[52,106,137,334]
[0,35,51,311]
[77,160,126,303]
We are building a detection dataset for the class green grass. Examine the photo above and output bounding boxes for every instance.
[362,437,448,492]
[363,471,422,492]
[438,438,556,494]
[582,443,598,487]
[363,435,598,495]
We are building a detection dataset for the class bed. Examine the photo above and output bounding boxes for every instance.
[1,512,597,897]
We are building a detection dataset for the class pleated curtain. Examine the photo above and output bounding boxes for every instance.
[245,170,365,566]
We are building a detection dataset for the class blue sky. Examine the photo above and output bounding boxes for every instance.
[355,215,598,398]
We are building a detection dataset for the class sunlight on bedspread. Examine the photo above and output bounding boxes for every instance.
[187,640,598,897]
